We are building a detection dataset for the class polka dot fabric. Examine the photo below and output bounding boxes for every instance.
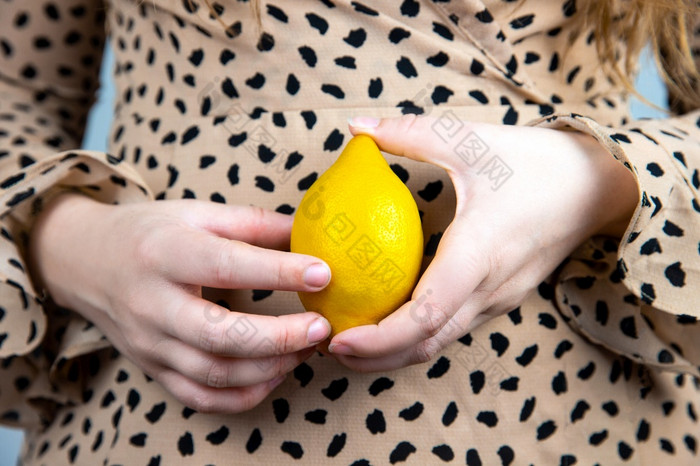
[0,0,698,464]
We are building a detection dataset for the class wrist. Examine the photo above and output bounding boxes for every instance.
[543,131,639,243]
[28,192,113,313]
[588,140,639,238]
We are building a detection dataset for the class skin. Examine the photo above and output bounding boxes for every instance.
[327,115,639,372]
[28,196,332,414]
[28,115,639,413]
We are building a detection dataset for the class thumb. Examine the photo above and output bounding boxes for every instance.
[348,114,471,171]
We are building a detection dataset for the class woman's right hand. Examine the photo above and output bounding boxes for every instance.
[28,193,331,414]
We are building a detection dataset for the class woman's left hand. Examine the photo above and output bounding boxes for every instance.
[326,114,639,372]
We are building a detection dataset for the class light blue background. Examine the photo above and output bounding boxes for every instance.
[0,45,669,464]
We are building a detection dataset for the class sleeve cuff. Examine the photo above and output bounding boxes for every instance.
[0,150,152,427]
[528,112,700,375]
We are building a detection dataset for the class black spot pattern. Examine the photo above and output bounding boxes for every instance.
[0,1,698,465]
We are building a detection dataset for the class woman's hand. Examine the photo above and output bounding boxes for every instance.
[28,194,331,413]
[327,115,638,372]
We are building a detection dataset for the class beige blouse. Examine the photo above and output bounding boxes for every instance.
[0,0,699,464]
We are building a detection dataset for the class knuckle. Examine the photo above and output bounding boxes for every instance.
[121,322,160,361]
[398,113,421,133]
[184,390,216,414]
[204,360,229,388]
[274,354,291,376]
[417,300,451,339]
[250,204,267,224]
[273,324,296,355]
[158,372,218,414]
[273,259,288,290]
[233,387,269,413]
[133,224,165,270]
[262,355,287,379]
[214,239,238,285]
[262,251,293,291]
[414,338,442,364]
[247,206,269,240]
[198,318,225,354]
[134,336,162,362]
[125,290,154,324]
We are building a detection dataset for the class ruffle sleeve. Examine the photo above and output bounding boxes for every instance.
[531,107,700,376]
[0,0,153,428]
[525,10,700,377]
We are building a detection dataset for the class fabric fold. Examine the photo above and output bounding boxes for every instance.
[0,147,153,428]
[530,111,700,375]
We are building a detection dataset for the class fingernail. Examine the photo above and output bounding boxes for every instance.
[328,342,352,355]
[348,116,380,129]
[303,263,330,288]
[267,375,286,390]
[307,318,331,344]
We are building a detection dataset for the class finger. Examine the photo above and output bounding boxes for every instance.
[182,201,295,250]
[328,222,488,358]
[167,296,331,357]
[348,115,480,172]
[160,227,331,290]
[157,369,287,414]
[332,305,494,373]
[337,304,495,374]
[164,341,316,388]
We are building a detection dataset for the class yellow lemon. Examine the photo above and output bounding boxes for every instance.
[291,134,423,336]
